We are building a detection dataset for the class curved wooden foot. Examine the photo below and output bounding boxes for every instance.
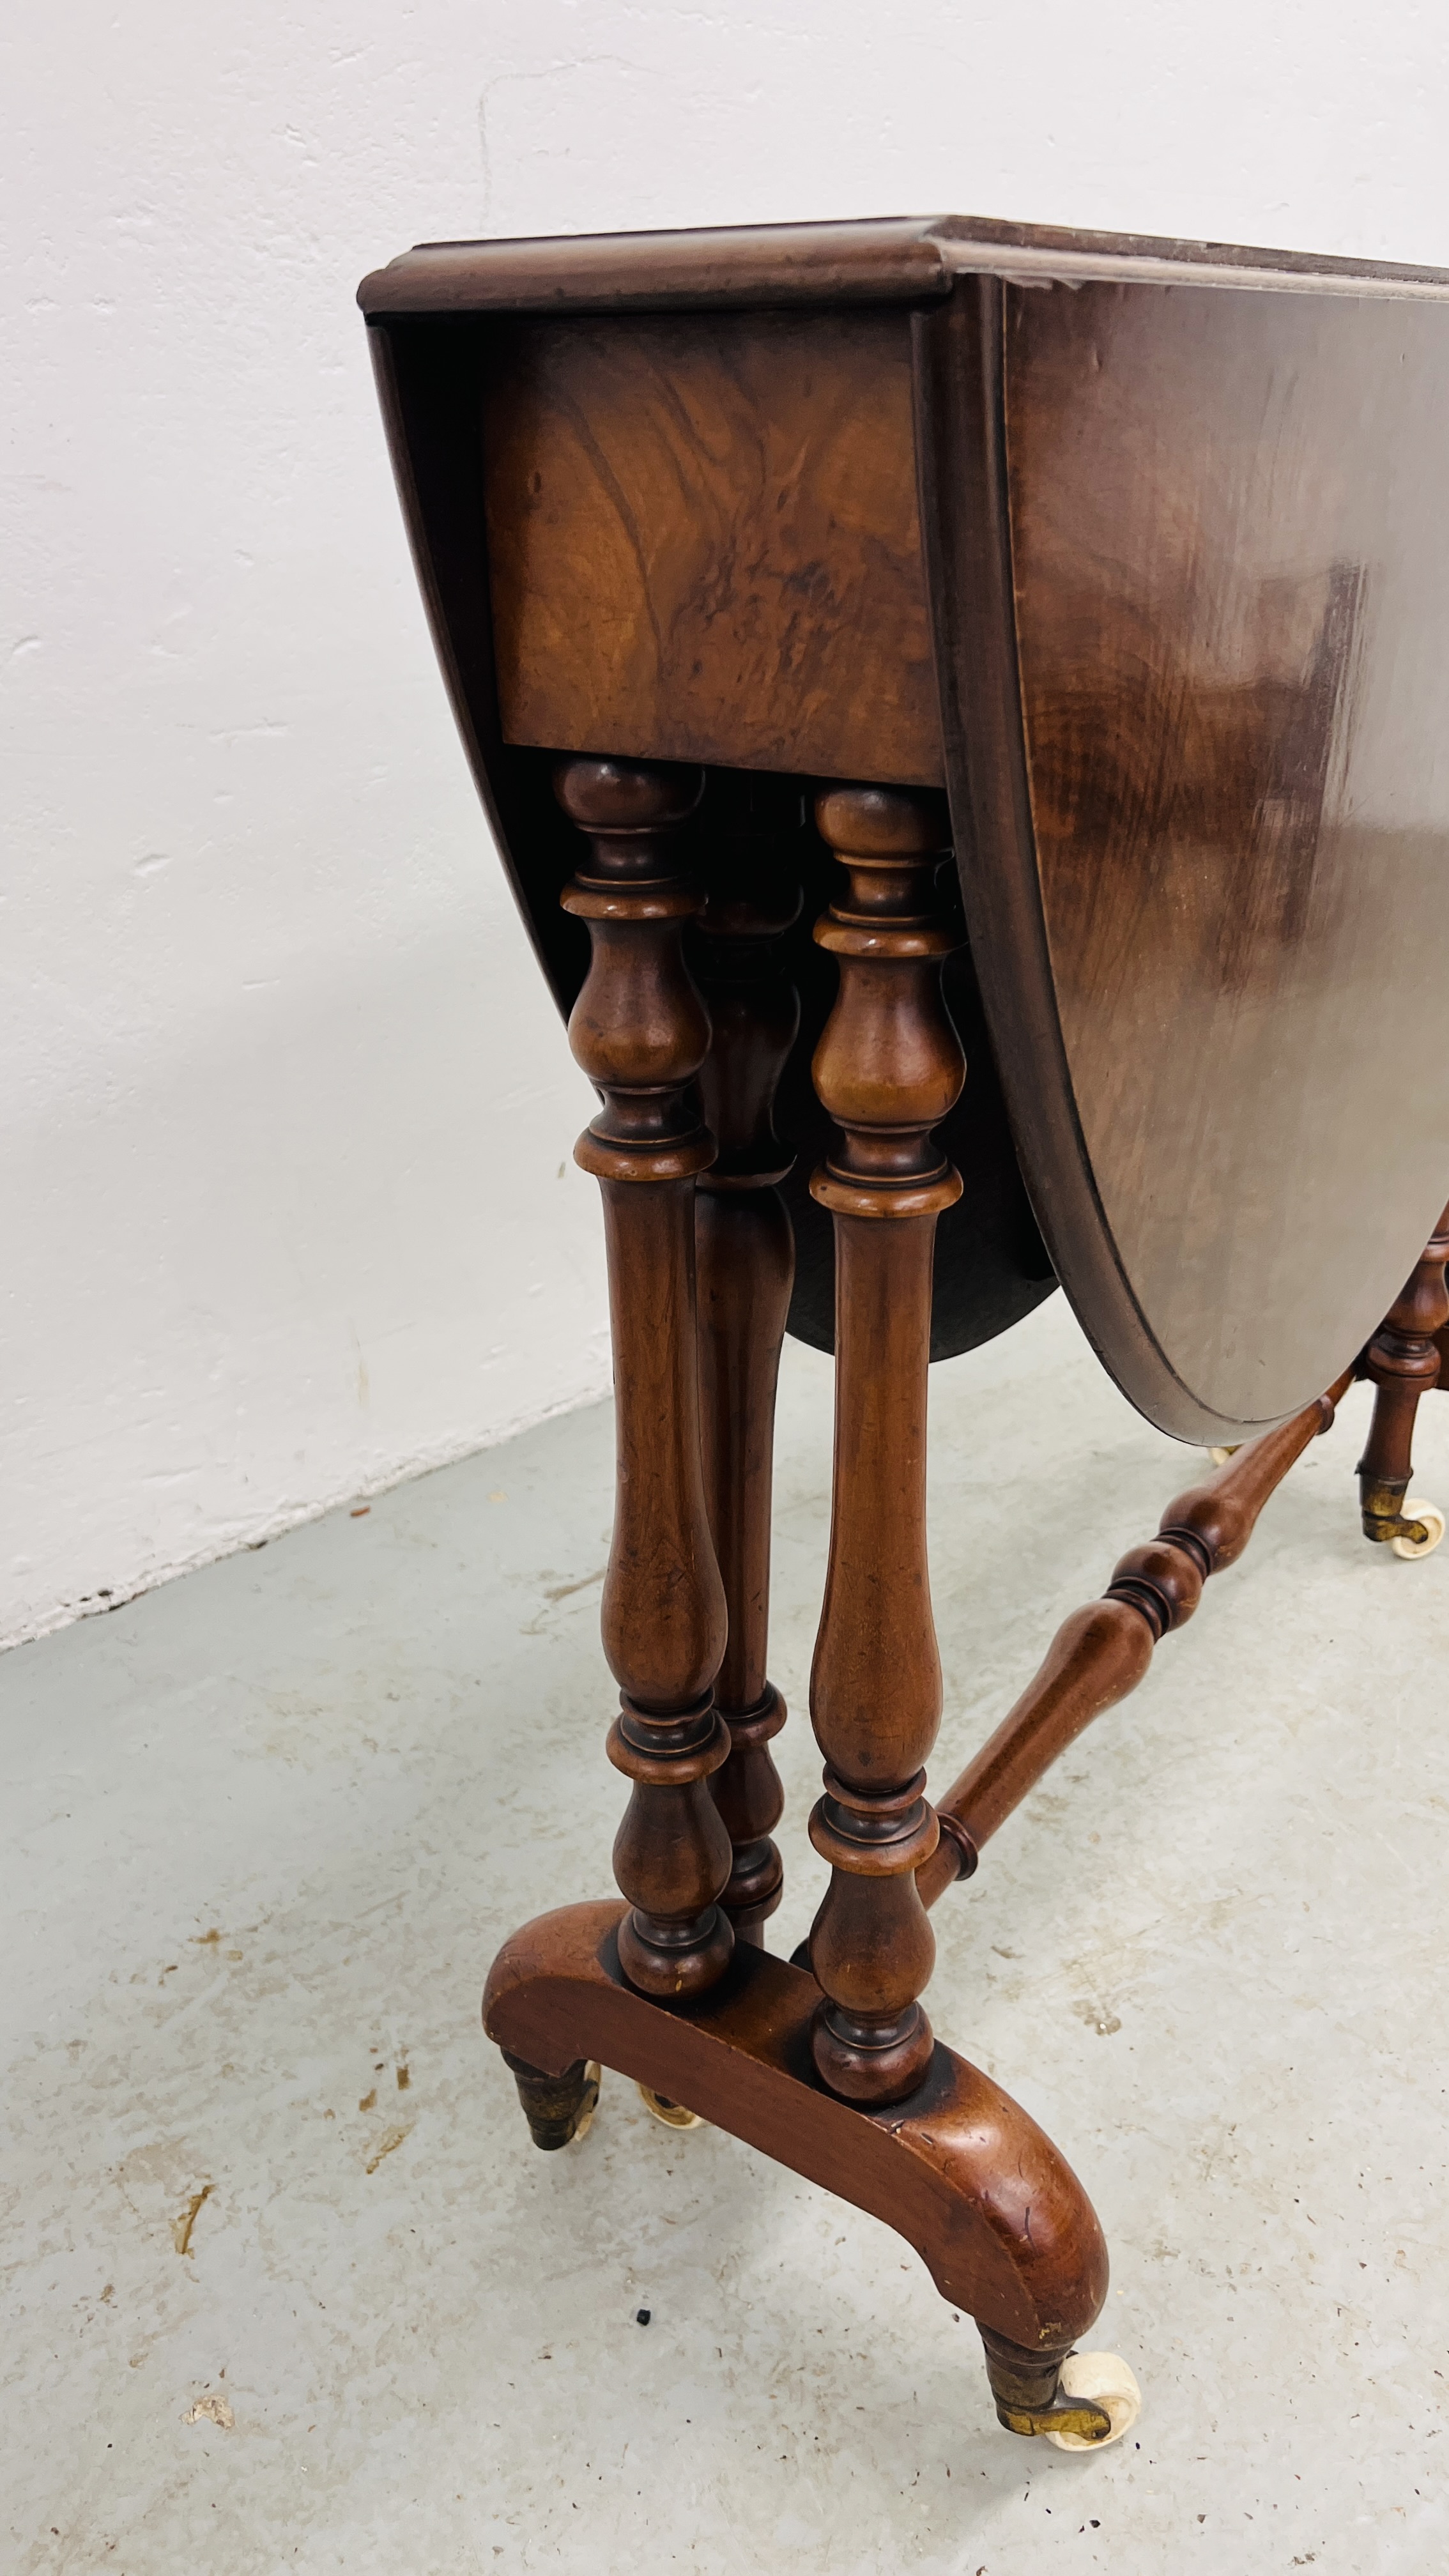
[484,1899,1108,2386]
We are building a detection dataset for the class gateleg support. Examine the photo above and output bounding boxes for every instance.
[484,1898,1110,2429]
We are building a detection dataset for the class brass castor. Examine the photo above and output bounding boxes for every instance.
[637,2083,704,2130]
[1390,1498,1446,1560]
[1360,1473,1446,1558]
[1043,2351,1143,2450]
[1208,1444,1241,1468]
[982,2327,1141,2449]
[501,2051,601,2148]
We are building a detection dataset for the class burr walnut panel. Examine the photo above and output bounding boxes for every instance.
[482,307,944,787]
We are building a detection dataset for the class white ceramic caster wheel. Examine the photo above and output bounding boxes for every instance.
[1391,1499,1445,1560]
[637,2083,703,2130]
[571,2062,602,2143]
[1043,2351,1142,2451]
[1208,1444,1241,1468]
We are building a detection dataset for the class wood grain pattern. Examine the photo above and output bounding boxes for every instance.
[359,322,1050,1366]
[483,1897,1108,2358]
[692,778,802,1942]
[556,758,735,2004]
[371,226,1449,1428]
[804,787,963,2104]
[919,1370,1353,1905]
[1004,279,1449,1429]
[364,211,1449,2453]
[482,309,944,787]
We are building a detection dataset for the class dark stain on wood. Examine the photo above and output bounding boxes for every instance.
[483,309,944,787]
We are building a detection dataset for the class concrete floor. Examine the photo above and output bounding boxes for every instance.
[5,1291,1449,2574]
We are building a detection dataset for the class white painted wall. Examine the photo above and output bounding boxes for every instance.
[4,3,1448,1648]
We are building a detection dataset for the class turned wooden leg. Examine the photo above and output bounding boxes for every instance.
[693,777,802,1945]
[485,765,1117,2446]
[555,757,733,2002]
[805,784,965,2105]
[1357,1204,1449,1547]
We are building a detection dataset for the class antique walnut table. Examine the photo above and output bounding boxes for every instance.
[358,215,1449,2448]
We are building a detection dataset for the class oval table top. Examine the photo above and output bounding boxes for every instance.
[360,215,1449,1441]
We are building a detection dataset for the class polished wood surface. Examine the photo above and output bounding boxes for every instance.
[483,309,942,786]
[693,776,801,1940]
[556,758,734,2002]
[360,218,960,315]
[1004,282,1449,1432]
[804,787,962,2103]
[483,1898,1108,2357]
[919,1370,1353,1907]
[771,811,1055,1362]
[360,213,1449,321]
[360,212,1449,2451]
[364,218,1449,1434]
[365,318,1049,1368]
[1356,1207,1449,1542]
